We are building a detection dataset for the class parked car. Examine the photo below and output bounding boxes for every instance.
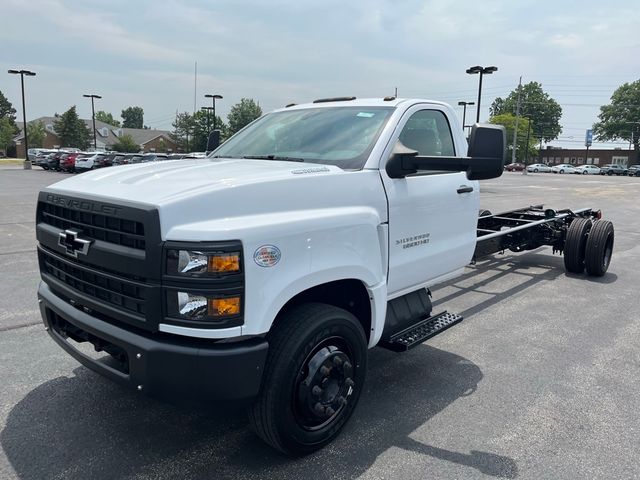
[599,164,627,176]
[626,165,640,177]
[34,150,57,168]
[94,153,119,168]
[504,162,524,172]
[526,163,551,173]
[75,153,106,172]
[44,151,68,171]
[60,152,82,172]
[574,165,601,175]
[551,164,577,174]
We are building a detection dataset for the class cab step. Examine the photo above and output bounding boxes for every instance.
[378,311,463,352]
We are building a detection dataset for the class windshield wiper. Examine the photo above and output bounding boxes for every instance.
[242,155,305,162]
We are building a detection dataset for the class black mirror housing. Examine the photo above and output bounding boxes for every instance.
[465,123,506,180]
[207,130,221,153]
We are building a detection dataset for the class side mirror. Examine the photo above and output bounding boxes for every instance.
[465,123,506,180]
[385,124,506,180]
[206,130,221,153]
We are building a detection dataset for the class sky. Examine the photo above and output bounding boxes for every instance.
[1,0,638,150]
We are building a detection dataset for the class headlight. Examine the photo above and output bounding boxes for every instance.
[167,249,241,275]
[177,292,241,319]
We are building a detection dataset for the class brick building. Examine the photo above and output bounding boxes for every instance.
[537,146,637,167]
[13,117,176,157]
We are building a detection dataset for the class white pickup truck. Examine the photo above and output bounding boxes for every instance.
[36,97,614,455]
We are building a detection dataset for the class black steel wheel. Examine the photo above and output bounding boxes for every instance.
[563,217,592,274]
[583,170,589,175]
[560,169,565,174]
[248,303,367,455]
[585,220,614,277]
[533,168,539,172]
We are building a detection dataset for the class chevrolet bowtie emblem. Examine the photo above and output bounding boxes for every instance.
[58,229,92,258]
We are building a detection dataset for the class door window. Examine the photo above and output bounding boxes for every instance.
[398,110,455,159]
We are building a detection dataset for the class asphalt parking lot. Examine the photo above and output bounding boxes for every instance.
[1,166,639,479]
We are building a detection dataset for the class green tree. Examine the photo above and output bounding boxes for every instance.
[0,90,17,130]
[111,134,140,152]
[53,106,91,150]
[0,117,15,153]
[227,98,262,136]
[95,110,121,127]
[592,79,640,164]
[490,82,562,142]
[489,113,537,162]
[121,106,144,128]
[26,120,46,148]
[170,112,194,152]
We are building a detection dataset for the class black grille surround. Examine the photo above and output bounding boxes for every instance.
[39,201,146,249]
[36,190,245,334]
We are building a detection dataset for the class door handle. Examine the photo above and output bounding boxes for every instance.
[457,185,474,194]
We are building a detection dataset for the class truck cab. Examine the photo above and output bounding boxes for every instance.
[36,97,506,455]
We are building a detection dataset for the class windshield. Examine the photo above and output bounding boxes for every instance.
[211,106,394,169]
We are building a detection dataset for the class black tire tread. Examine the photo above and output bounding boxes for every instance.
[248,303,365,454]
[585,220,614,277]
[564,218,592,273]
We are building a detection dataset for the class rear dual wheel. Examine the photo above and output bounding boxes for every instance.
[564,218,614,276]
[249,303,367,456]
[564,218,592,273]
[585,220,614,277]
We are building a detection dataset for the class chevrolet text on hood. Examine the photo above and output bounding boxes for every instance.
[35,97,615,455]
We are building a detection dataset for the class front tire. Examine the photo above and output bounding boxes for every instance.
[248,303,368,455]
[534,168,539,173]
[585,220,614,277]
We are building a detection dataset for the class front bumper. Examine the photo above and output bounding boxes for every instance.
[38,281,268,401]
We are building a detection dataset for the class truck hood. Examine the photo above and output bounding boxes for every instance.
[48,158,344,205]
[45,158,388,240]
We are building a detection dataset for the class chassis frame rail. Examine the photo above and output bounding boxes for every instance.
[474,205,601,261]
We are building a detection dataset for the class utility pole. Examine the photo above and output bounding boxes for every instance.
[512,76,522,164]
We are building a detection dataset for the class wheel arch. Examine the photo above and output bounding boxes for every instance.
[273,279,375,344]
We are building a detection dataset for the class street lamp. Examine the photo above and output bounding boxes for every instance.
[457,101,475,132]
[8,69,36,170]
[83,94,102,151]
[465,65,498,123]
[204,94,223,130]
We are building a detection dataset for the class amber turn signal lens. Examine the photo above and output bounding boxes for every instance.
[208,254,240,273]
[208,297,241,317]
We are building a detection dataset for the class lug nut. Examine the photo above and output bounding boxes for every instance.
[344,378,355,388]
[312,386,322,396]
[333,356,343,367]
[320,366,331,376]
[337,396,347,406]
[325,407,335,416]
[314,402,325,415]
[344,361,353,371]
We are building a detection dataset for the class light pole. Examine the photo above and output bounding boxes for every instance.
[8,69,36,170]
[457,101,475,132]
[204,94,223,130]
[465,65,498,123]
[83,94,102,151]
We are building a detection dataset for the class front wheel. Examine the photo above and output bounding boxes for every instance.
[534,168,539,173]
[559,169,564,174]
[248,303,368,455]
